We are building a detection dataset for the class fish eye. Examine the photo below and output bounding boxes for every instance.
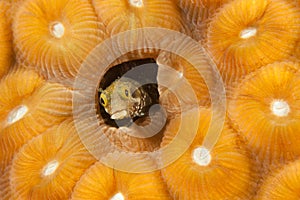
[120,86,131,99]
[100,93,108,107]
[124,89,129,97]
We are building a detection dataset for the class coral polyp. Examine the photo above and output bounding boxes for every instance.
[0,165,11,200]
[228,62,300,164]
[0,68,72,174]
[160,109,258,200]
[0,1,13,78]
[256,159,300,199]
[92,0,184,35]
[207,0,300,84]
[13,0,104,80]
[157,52,211,109]
[10,120,96,199]
[72,162,171,200]
[71,162,115,199]
[178,0,231,25]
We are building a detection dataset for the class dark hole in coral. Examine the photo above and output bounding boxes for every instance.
[97,58,160,128]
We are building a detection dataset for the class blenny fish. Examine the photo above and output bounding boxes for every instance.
[99,77,154,120]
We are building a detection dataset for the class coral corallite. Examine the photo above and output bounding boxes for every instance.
[0,68,72,174]
[156,52,211,110]
[0,165,11,200]
[256,159,300,199]
[228,62,300,165]
[13,0,105,80]
[207,0,300,84]
[0,1,13,79]
[72,161,171,200]
[10,120,96,200]
[160,108,258,200]
[92,0,184,35]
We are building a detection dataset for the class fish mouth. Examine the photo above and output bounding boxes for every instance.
[110,110,128,120]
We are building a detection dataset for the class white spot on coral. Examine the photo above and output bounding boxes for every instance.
[240,27,257,39]
[7,105,28,125]
[192,146,211,166]
[111,192,125,200]
[271,99,290,117]
[42,160,59,176]
[129,0,143,7]
[178,71,183,79]
[50,22,65,39]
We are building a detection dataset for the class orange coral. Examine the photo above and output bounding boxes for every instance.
[71,162,115,200]
[228,62,300,164]
[0,68,72,174]
[92,0,184,35]
[157,52,211,110]
[10,120,96,200]
[0,165,11,200]
[178,0,231,25]
[257,159,300,199]
[13,0,105,80]
[0,1,13,78]
[72,161,171,200]
[207,0,300,84]
[160,108,258,200]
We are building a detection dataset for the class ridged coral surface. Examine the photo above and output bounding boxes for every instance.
[160,109,258,200]
[0,1,13,79]
[13,0,104,80]
[1,0,300,199]
[256,159,300,199]
[228,62,300,165]
[207,0,300,84]
[10,120,95,199]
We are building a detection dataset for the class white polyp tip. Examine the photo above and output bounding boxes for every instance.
[192,146,211,166]
[178,71,183,79]
[50,22,65,38]
[7,105,28,125]
[271,100,290,117]
[129,0,143,7]
[240,27,257,39]
[42,160,59,176]
[111,192,125,200]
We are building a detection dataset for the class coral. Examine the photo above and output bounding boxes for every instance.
[160,108,258,200]
[0,1,13,78]
[71,162,115,200]
[10,120,96,199]
[1,0,300,199]
[207,0,300,84]
[228,62,300,165]
[13,0,105,80]
[0,165,11,200]
[177,0,231,27]
[256,159,300,199]
[156,52,211,109]
[92,0,184,35]
[0,68,72,174]
[72,162,171,199]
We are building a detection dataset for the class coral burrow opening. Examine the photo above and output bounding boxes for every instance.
[97,58,160,128]
[49,21,65,39]
[270,99,290,117]
[7,105,28,125]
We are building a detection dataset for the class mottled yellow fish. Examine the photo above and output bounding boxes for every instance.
[99,77,153,120]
